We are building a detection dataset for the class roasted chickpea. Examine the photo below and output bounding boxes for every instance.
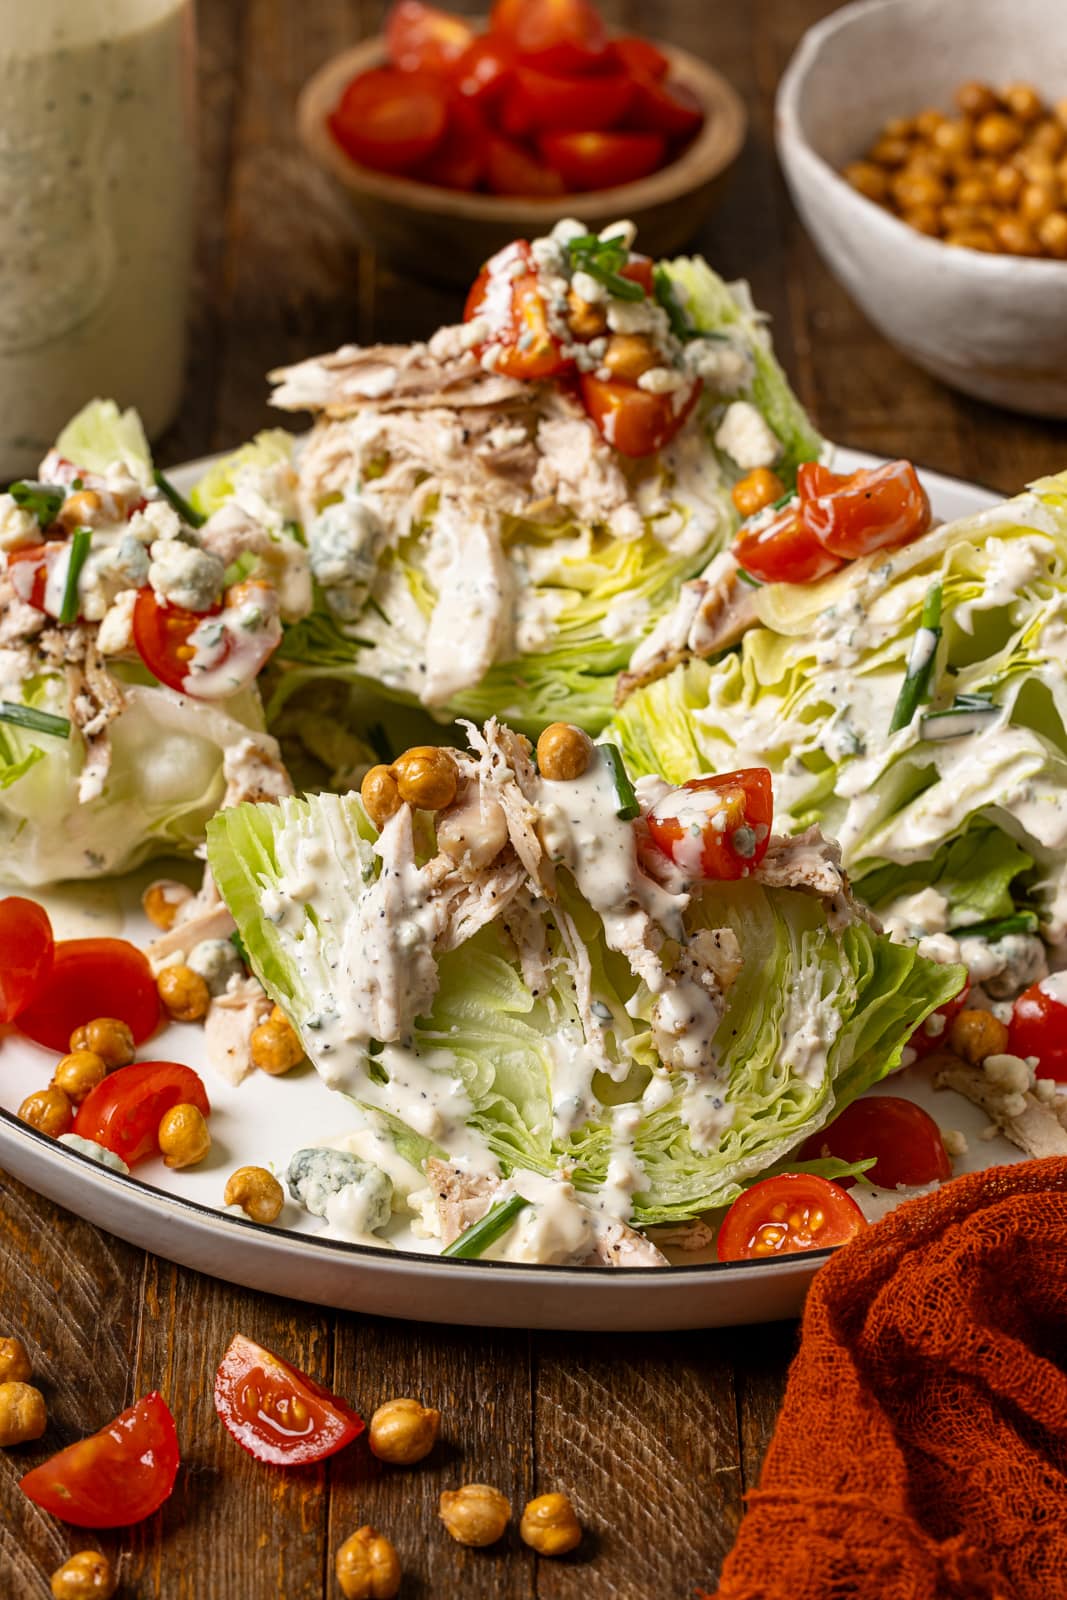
[731,466,785,518]
[360,764,401,831]
[1026,117,1066,158]
[157,963,211,1023]
[0,1337,31,1385]
[1019,181,1058,224]
[50,1550,117,1600]
[1002,83,1043,124]
[69,1018,134,1069]
[868,134,911,168]
[993,213,1041,255]
[158,1103,211,1169]
[52,1051,107,1105]
[991,162,1024,204]
[56,489,103,533]
[882,115,914,140]
[944,226,997,253]
[142,879,190,931]
[974,111,1023,156]
[902,147,949,179]
[941,202,995,231]
[843,159,889,202]
[224,1166,284,1223]
[1038,210,1067,257]
[904,204,943,237]
[1014,149,1058,187]
[891,170,946,210]
[439,1483,511,1547]
[565,287,607,340]
[250,1015,304,1076]
[602,332,660,382]
[0,1380,46,1446]
[536,722,593,782]
[932,118,972,161]
[955,80,999,118]
[392,746,458,812]
[369,1397,441,1465]
[948,1008,1010,1065]
[915,106,947,140]
[335,1526,401,1600]
[953,174,991,207]
[520,1492,583,1557]
[18,1085,73,1138]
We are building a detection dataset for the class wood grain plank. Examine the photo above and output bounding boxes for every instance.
[327,1314,537,1599]
[734,1321,796,1492]
[531,1329,745,1600]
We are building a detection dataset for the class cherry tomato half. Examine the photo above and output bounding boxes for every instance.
[646,768,773,881]
[908,983,970,1058]
[485,135,567,195]
[578,373,700,457]
[465,239,571,376]
[798,459,932,561]
[16,938,159,1052]
[609,35,670,81]
[490,0,607,75]
[7,541,69,615]
[329,67,449,174]
[540,130,666,190]
[800,1096,951,1190]
[417,94,488,189]
[510,63,633,133]
[733,504,843,585]
[73,1061,210,1167]
[214,1334,365,1466]
[131,586,217,694]
[452,34,516,106]
[0,897,53,1023]
[626,74,705,139]
[20,1392,179,1528]
[1009,975,1067,1081]
[716,1173,867,1262]
[385,0,474,73]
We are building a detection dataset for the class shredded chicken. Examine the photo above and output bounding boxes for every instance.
[204,975,273,1087]
[222,737,294,808]
[270,341,527,416]
[616,550,760,703]
[146,869,234,968]
[589,1219,669,1267]
[935,1058,1067,1158]
[754,827,877,932]
[425,1157,499,1247]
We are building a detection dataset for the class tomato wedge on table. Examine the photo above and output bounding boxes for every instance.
[465,239,570,376]
[733,503,843,585]
[214,1334,365,1466]
[16,938,158,1051]
[490,0,607,74]
[385,0,474,73]
[579,373,700,458]
[329,67,449,173]
[1008,975,1067,1081]
[800,1097,951,1190]
[717,1174,867,1262]
[540,130,665,190]
[797,459,932,560]
[20,1392,179,1527]
[0,897,53,1023]
[73,1061,209,1167]
[646,768,773,881]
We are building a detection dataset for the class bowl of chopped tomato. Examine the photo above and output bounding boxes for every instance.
[297,0,747,285]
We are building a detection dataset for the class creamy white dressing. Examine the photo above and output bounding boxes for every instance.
[422,499,512,704]
[489,1168,596,1265]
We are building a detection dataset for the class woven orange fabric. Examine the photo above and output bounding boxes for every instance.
[711,1158,1067,1600]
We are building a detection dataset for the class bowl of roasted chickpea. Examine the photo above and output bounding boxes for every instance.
[776,0,1067,416]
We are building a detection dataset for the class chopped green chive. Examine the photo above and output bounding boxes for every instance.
[948,910,1039,941]
[154,468,205,529]
[736,566,762,588]
[58,528,92,626]
[653,264,694,337]
[567,234,645,302]
[10,480,65,528]
[889,582,942,734]
[601,742,640,820]
[442,1194,528,1260]
[0,703,70,738]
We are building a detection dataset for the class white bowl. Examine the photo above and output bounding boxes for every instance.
[776,0,1067,417]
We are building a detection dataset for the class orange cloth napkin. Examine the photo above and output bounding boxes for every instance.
[710,1158,1067,1600]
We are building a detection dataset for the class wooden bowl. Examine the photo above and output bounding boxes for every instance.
[298,37,747,286]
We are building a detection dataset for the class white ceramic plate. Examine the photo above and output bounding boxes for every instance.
[0,449,1020,1331]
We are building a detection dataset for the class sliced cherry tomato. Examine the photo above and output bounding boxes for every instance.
[0,897,54,1024]
[6,543,51,611]
[73,1060,210,1166]
[509,64,633,133]
[385,1,474,73]
[800,1096,951,1190]
[619,253,655,294]
[717,1173,867,1262]
[798,459,932,561]
[908,983,970,1058]
[465,239,571,375]
[540,129,665,190]
[578,372,700,457]
[1008,975,1067,1081]
[418,95,487,188]
[733,505,843,585]
[132,585,216,693]
[20,1393,179,1528]
[626,74,705,139]
[485,135,567,195]
[490,0,607,75]
[646,768,773,881]
[452,34,516,106]
[16,938,159,1052]
[329,67,449,173]
[215,1334,365,1466]
[609,35,670,80]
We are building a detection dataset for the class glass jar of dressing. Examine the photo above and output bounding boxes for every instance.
[0,0,195,476]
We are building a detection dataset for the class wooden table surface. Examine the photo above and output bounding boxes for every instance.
[1,2,1063,1595]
